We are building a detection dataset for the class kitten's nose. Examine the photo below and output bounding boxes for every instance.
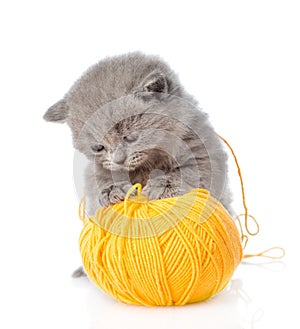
[112,147,126,164]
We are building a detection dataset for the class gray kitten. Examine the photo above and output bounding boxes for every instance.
[44,51,231,218]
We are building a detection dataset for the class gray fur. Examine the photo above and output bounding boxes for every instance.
[44,52,232,217]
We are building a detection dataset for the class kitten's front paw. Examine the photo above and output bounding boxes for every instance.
[143,175,183,200]
[99,182,133,207]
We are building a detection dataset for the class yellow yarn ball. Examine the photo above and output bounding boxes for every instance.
[79,185,242,306]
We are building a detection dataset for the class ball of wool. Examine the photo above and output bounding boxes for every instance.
[79,185,242,306]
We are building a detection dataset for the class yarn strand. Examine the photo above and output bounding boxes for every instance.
[78,196,87,223]
[217,135,249,224]
[218,135,260,244]
[243,247,285,259]
[218,134,285,261]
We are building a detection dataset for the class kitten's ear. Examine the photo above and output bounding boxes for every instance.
[141,71,168,93]
[43,99,69,123]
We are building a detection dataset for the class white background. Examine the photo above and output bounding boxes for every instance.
[0,1,299,328]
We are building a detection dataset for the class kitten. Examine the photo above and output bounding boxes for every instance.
[44,52,232,277]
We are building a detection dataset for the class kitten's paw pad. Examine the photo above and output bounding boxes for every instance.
[109,186,127,203]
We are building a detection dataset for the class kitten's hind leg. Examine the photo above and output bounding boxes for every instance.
[72,266,87,278]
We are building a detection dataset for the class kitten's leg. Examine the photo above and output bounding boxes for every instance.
[72,266,86,278]
[99,181,133,207]
[85,163,133,208]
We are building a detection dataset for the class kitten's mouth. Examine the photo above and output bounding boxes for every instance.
[101,160,123,171]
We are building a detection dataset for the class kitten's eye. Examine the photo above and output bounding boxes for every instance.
[91,144,105,153]
[124,134,138,143]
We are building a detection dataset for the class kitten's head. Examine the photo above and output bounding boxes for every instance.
[70,94,194,172]
[43,52,196,171]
